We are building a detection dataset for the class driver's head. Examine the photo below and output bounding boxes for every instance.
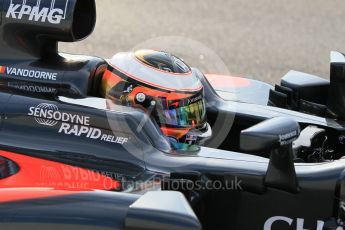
[101,49,212,145]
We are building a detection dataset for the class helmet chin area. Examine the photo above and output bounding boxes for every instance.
[161,123,212,146]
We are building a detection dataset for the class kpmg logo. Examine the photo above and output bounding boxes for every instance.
[6,0,69,24]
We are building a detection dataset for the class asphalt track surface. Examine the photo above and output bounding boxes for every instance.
[60,0,345,84]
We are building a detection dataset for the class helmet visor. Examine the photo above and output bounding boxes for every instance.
[158,99,207,128]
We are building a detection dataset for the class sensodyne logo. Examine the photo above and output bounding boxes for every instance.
[28,103,90,127]
[6,0,69,24]
[28,103,129,145]
[29,103,59,126]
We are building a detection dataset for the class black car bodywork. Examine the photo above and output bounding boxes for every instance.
[1,0,345,229]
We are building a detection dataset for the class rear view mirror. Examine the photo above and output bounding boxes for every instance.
[240,117,300,152]
[329,51,345,119]
[240,117,300,192]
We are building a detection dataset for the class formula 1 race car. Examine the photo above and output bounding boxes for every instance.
[1,0,345,230]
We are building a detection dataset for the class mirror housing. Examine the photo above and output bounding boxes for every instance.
[328,51,345,120]
[240,117,300,153]
[240,117,300,192]
[0,0,96,59]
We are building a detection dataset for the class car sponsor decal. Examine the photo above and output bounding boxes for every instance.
[264,216,344,230]
[28,103,129,145]
[57,123,129,145]
[0,65,58,81]
[7,82,57,93]
[279,130,299,145]
[28,103,90,127]
[0,150,121,198]
[6,0,69,24]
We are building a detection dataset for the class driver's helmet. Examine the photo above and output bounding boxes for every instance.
[101,49,212,145]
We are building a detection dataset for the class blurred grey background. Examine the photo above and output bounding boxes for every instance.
[60,0,345,84]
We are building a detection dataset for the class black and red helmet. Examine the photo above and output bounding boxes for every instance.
[101,49,212,145]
